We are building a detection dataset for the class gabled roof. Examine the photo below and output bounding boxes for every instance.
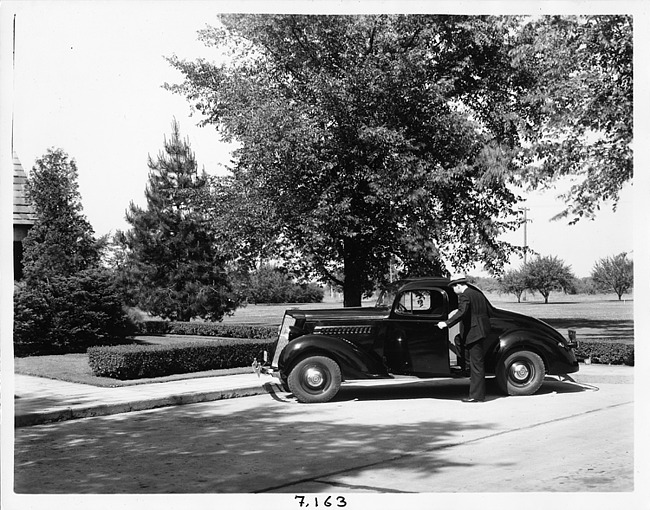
[13,152,36,225]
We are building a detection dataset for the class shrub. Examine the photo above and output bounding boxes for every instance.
[88,339,277,379]
[135,321,278,339]
[14,268,135,356]
[246,264,324,303]
[575,340,634,366]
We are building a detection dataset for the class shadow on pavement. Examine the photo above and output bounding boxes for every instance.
[14,391,500,494]
[331,376,586,403]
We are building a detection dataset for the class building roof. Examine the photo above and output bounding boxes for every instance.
[13,152,36,225]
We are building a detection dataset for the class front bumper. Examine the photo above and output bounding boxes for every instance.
[251,355,280,378]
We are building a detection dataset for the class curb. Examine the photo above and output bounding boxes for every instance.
[15,382,284,428]
[562,373,633,385]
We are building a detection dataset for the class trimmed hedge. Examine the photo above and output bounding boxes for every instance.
[88,338,277,380]
[136,320,277,339]
[575,340,634,366]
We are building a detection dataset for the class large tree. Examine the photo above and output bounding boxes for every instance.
[119,120,241,321]
[512,15,632,223]
[523,255,575,304]
[167,15,527,306]
[22,148,100,283]
[591,252,633,300]
[498,268,527,303]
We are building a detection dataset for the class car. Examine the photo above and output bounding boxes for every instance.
[257,277,579,403]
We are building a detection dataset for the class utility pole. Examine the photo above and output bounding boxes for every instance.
[519,207,530,265]
[519,207,530,302]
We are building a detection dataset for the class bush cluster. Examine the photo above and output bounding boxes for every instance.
[14,269,135,357]
[245,265,324,304]
[88,339,277,380]
[135,320,277,339]
[575,340,634,366]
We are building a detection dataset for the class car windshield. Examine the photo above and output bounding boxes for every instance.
[375,289,396,308]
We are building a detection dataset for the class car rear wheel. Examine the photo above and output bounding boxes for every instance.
[288,355,342,403]
[497,350,545,396]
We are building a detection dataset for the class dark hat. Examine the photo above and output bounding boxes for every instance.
[449,277,468,287]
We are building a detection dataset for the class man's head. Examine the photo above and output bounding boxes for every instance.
[449,277,468,294]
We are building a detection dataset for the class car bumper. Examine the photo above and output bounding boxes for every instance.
[251,359,281,378]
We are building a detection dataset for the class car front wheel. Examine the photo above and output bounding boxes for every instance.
[288,355,342,403]
[497,350,545,396]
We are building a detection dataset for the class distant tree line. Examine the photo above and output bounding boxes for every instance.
[496,253,633,303]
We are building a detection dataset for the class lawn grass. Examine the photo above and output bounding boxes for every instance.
[14,292,633,387]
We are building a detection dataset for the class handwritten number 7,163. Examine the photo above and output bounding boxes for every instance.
[295,495,347,507]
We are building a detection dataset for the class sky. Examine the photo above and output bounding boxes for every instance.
[0,1,645,280]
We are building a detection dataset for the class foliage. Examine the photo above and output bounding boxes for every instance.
[135,320,277,339]
[512,15,632,223]
[13,268,135,356]
[591,252,633,300]
[166,15,529,306]
[88,339,276,379]
[245,264,324,304]
[570,277,600,296]
[497,269,528,302]
[575,340,633,366]
[21,148,100,283]
[468,276,500,293]
[15,148,133,356]
[522,255,575,303]
[118,120,243,321]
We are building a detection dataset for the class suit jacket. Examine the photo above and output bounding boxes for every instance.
[445,287,491,345]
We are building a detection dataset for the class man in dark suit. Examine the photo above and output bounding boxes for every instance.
[437,277,491,402]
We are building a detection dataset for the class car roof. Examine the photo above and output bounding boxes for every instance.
[395,277,451,292]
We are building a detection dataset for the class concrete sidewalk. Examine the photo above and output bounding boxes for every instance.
[13,372,285,427]
[12,364,633,427]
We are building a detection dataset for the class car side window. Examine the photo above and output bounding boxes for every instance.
[396,289,446,317]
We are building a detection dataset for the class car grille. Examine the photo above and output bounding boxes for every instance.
[272,314,296,368]
[313,325,373,336]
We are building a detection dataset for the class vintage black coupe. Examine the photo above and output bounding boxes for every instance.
[258,277,579,403]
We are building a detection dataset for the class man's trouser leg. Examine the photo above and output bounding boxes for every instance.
[467,338,486,401]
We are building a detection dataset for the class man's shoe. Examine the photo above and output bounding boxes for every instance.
[462,397,485,403]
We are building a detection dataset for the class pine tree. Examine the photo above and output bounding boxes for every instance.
[120,120,240,321]
[15,148,132,354]
[22,148,100,282]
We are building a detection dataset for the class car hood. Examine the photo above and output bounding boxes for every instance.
[286,306,390,323]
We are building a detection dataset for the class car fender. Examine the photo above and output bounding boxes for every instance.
[279,334,389,381]
[492,329,577,374]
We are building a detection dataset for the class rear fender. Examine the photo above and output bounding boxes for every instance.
[279,334,388,381]
[492,330,577,374]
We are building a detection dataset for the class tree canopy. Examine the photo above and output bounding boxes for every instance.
[498,268,528,303]
[523,255,575,303]
[167,14,632,305]
[512,15,632,223]
[167,15,529,305]
[22,148,100,283]
[591,252,633,300]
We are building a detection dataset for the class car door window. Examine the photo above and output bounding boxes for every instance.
[396,289,446,317]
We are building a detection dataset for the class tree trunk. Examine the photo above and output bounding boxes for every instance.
[342,240,364,307]
[343,280,363,307]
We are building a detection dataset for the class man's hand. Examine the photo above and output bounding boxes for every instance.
[437,321,447,329]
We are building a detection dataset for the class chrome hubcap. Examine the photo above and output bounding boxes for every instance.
[510,362,530,382]
[305,367,325,388]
